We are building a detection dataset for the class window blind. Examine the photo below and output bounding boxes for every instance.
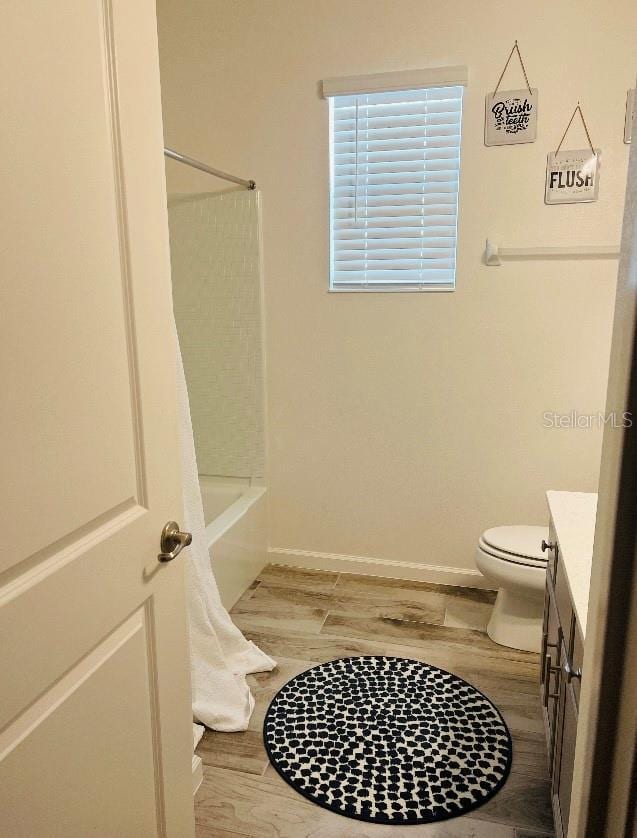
[329,85,463,291]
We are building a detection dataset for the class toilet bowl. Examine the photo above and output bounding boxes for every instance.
[475,525,549,653]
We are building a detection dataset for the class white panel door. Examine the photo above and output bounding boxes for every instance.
[0,1,195,836]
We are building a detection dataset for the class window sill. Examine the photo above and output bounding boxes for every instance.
[328,286,456,294]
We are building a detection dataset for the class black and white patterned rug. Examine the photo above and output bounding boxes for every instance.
[263,656,512,825]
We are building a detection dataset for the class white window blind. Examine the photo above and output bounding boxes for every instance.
[328,84,464,292]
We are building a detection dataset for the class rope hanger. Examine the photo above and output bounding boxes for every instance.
[555,102,596,155]
[493,40,533,95]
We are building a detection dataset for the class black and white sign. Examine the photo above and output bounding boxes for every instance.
[485,88,538,145]
[545,149,601,205]
[625,89,635,144]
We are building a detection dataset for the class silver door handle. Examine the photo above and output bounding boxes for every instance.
[158,521,192,562]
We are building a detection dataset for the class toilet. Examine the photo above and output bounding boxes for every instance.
[475,525,549,653]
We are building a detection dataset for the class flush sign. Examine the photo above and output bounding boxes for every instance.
[545,149,601,205]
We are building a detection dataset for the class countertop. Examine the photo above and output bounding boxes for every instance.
[546,490,598,638]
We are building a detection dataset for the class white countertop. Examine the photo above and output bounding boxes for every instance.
[546,490,598,638]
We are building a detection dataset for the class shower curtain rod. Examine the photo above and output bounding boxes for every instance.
[164,147,256,190]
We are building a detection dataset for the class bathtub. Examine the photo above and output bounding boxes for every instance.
[199,476,268,609]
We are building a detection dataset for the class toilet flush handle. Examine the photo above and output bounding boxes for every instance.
[541,539,555,553]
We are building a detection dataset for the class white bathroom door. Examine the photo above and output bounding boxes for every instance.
[0,2,195,837]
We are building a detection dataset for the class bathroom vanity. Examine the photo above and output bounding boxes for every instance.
[540,490,597,838]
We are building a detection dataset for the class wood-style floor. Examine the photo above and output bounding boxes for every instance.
[195,565,555,838]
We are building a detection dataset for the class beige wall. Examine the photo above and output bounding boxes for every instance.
[157,0,635,578]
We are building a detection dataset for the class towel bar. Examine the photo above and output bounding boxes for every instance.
[485,238,620,266]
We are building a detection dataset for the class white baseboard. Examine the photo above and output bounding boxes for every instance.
[267,546,493,589]
[192,754,203,796]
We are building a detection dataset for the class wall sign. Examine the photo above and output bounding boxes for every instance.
[485,41,538,146]
[545,103,600,205]
[486,89,538,145]
[545,149,600,204]
[625,89,635,144]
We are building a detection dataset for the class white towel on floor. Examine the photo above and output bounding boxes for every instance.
[174,322,276,734]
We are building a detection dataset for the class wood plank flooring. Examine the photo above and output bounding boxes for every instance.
[195,565,554,838]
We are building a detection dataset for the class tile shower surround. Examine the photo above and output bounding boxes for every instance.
[169,191,265,478]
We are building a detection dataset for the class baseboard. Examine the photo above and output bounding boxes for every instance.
[267,546,493,589]
[192,754,203,796]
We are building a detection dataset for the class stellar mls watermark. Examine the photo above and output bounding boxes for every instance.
[543,411,633,429]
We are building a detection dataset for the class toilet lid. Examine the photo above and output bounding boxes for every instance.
[478,537,548,568]
[481,525,548,562]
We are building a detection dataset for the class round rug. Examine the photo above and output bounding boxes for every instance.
[263,656,512,825]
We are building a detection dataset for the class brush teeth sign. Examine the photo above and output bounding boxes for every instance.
[545,149,601,204]
[485,89,539,145]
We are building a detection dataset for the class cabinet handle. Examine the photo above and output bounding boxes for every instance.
[541,539,555,553]
[563,658,582,683]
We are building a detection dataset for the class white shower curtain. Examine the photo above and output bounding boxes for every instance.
[174,324,275,732]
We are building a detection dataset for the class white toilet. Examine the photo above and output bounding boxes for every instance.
[475,525,549,653]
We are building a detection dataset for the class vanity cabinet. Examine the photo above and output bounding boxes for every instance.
[540,520,585,838]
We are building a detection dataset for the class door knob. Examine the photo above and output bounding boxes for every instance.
[158,521,192,562]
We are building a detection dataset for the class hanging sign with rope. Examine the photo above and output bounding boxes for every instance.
[545,103,601,204]
[485,41,538,146]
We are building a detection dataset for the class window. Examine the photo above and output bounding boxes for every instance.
[325,68,466,292]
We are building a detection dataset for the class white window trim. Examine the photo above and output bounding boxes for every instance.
[322,65,468,99]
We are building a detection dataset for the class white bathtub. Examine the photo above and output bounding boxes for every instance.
[199,476,268,609]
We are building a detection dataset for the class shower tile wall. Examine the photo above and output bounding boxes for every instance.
[169,191,265,478]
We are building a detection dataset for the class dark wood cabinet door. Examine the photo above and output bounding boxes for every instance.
[541,580,561,771]
[548,521,559,583]
[552,641,579,838]
[571,624,584,709]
